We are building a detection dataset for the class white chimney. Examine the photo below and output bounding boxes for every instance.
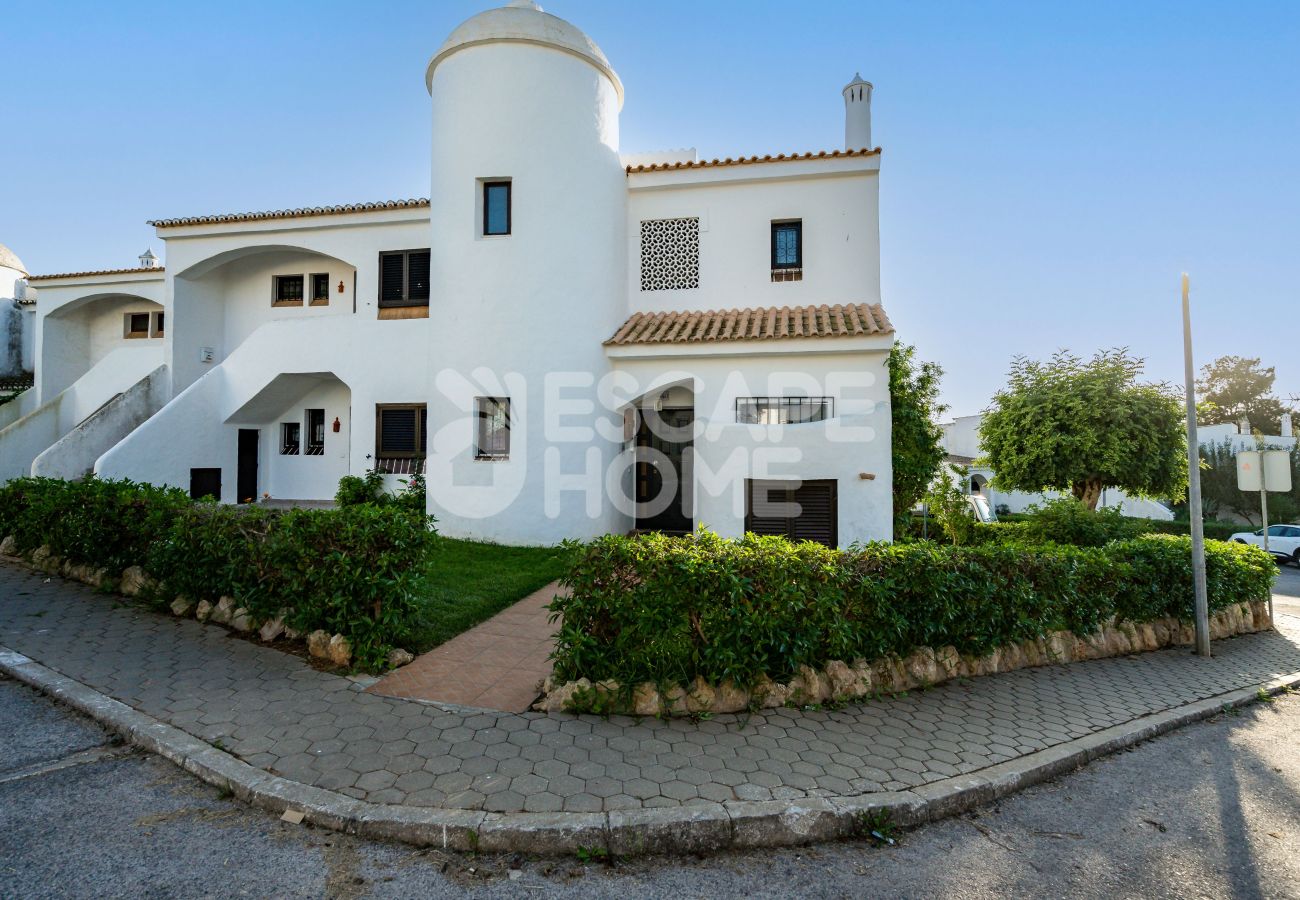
[1282,413,1293,438]
[138,248,159,269]
[1238,416,1251,435]
[842,73,873,150]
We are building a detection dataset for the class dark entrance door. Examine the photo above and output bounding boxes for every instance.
[237,429,259,504]
[635,407,693,533]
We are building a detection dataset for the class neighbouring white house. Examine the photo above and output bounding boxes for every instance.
[940,413,1176,520]
[0,243,37,431]
[1,1,895,547]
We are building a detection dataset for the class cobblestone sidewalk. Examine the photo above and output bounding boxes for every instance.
[3,562,1299,816]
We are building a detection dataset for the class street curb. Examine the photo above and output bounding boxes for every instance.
[2,644,1298,857]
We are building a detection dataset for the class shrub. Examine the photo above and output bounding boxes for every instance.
[1016,498,1151,547]
[1147,518,1245,542]
[0,477,436,670]
[336,469,428,518]
[550,529,1274,689]
[0,476,189,571]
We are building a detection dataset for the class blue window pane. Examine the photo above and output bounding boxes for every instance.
[773,223,800,267]
[485,183,510,235]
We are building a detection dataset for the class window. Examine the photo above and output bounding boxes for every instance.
[736,397,833,425]
[273,274,304,306]
[281,422,301,455]
[745,479,838,547]
[376,404,428,458]
[151,311,165,337]
[125,312,150,338]
[640,217,700,291]
[305,409,325,455]
[771,220,802,282]
[483,181,511,235]
[310,273,330,306]
[475,397,510,459]
[378,250,431,308]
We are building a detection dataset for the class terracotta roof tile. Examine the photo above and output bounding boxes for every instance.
[625,147,880,175]
[606,303,892,346]
[26,266,165,282]
[148,198,430,229]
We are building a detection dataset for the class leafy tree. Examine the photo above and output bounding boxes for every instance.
[980,349,1186,510]
[1197,355,1294,434]
[889,343,947,531]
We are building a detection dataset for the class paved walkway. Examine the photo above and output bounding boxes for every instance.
[2,561,1299,816]
[368,582,560,712]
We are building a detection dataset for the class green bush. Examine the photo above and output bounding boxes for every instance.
[336,469,427,518]
[1016,498,1152,547]
[0,477,436,670]
[0,476,190,571]
[550,530,1274,689]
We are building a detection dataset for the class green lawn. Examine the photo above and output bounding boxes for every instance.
[407,537,570,653]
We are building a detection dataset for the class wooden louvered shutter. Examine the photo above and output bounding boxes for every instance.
[745,479,838,547]
[745,480,796,538]
[789,481,837,547]
[407,251,431,301]
[379,253,406,306]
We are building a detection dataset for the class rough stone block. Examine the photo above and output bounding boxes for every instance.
[170,596,194,618]
[327,634,352,667]
[260,617,286,642]
[194,599,214,623]
[386,647,413,668]
[632,682,662,717]
[119,565,153,597]
[0,535,16,556]
[306,630,331,659]
[210,596,236,626]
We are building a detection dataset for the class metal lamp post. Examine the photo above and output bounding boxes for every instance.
[1181,274,1212,657]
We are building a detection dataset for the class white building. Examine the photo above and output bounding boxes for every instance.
[1,1,895,547]
[940,413,1175,520]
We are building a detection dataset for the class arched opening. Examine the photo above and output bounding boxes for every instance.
[971,473,989,495]
[42,292,164,398]
[627,379,695,534]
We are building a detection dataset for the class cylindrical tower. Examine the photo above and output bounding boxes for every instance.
[843,72,874,150]
[425,1,628,544]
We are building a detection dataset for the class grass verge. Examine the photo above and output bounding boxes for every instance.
[408,537,569,653]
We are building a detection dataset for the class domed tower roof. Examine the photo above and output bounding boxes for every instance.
[425,0,623,106]
[0,243,27,275]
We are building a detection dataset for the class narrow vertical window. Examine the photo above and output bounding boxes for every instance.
[281,422,301,455]
[771,220,802,270]
[310,273,330,306]
[475,397,510,459]
[151,311,165,337]
[305,409,325,455]
[483,181,511,236]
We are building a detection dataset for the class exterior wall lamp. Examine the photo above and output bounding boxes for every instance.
[332,417,341,433]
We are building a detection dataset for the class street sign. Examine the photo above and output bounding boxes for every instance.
[1236,450,1292,493]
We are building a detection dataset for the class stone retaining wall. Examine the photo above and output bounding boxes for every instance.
[537,601,1274,716]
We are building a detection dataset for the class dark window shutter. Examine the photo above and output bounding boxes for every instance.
[419,407,428,454]
[745,479,837,547]
[407,251,431,301]
[789,481,836,546]
[380,408,417,453]
[379,254,406,306]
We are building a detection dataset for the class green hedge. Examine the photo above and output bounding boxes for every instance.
[551,530,1275,688]
[0,477,435,669]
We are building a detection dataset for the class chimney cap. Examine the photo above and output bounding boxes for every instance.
[843,72,873,92]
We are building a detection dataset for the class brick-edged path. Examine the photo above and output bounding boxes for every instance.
[368,583,559,712]
[2,561,1299,815]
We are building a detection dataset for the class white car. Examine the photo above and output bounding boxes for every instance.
[1231,524,1300,566]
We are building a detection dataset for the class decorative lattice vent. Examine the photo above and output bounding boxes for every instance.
[639,217,700,291]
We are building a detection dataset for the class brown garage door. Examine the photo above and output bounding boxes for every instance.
[744,479,838,547]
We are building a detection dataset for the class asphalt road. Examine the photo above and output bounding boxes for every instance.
[1,568,1298,899]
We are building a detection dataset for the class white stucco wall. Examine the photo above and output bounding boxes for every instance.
[626,157,881,315]
[97,316,428,504]
[609,341,894,545]
[425,40,628,545]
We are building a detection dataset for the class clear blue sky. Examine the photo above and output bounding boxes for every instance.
[3,1,1297,416]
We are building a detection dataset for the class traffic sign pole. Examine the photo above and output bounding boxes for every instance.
[1181,274,1212,657]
